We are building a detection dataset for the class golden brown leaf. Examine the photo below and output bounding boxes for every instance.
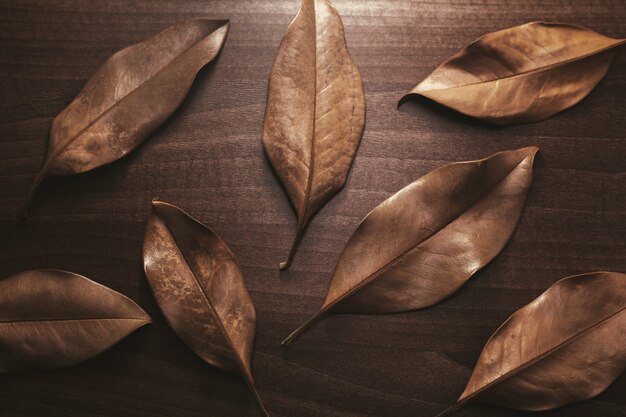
[0,269,151,372]
[283,147,538,346]
[400,22,625,125]
[437,271,626,416]
[143,201,268,416]
[263,0,365,269]
[23,19,230,216]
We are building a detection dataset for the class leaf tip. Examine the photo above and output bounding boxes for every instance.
[524,145,540,155]
[519,145,540,163]
[397,93,412,108]
[216,19,230,37]
[279,260,291,270]
[142,312,153,325]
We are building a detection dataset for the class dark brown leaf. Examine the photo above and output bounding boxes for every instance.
[143,201,268,417]
[263,0,366,269]
[23,19,230,216]
[283,147,538,346]
[400,22,625,125]
[0,269,151,372]
[437,271,626,416]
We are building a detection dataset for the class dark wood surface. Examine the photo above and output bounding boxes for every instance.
[1,1,625,416]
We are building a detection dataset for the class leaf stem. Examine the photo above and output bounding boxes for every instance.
[281,309,327,347]
[279,224,304,270]
[20,167,47,220]
[249,381,270,417]
[433,402,463,417]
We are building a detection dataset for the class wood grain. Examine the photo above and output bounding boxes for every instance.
[0,1,624,416]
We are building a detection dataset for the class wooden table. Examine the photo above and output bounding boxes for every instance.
[1,1,625,416]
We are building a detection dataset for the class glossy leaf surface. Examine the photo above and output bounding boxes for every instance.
[440,271,626,415]
[283,147,538,345]
[143,201,268,416]
[24,19,230,214]
[263,0,365,269]
[400,22,625,125]
[0,269,151,372]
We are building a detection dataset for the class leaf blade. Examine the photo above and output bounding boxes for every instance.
[143,201,268,416]
[263,0,365,269]
[454,271,626,412]
[24,19,229,215]
[0,269,151,372]
[283,147,537,345]
[400,22,625,124]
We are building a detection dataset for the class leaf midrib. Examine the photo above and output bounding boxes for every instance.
[297,0,318,229]
[0,317,147,325]
[299,0,359,227]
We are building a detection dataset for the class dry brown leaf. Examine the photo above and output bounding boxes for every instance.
[400,22,625,125]
[0,269,151,372]
[143,201,268,416]
[437,271,626,416]
[283,147,538,346]
[263,0,365,269]
[23,19,229,216]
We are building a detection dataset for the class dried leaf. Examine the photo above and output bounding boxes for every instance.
[0,269,151,372]
[23,19,230,216]
[263,0,366,269]
[400,22,625,125]
[437,271,626,416]
[283,147,538,346]
[143,201,268,417]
